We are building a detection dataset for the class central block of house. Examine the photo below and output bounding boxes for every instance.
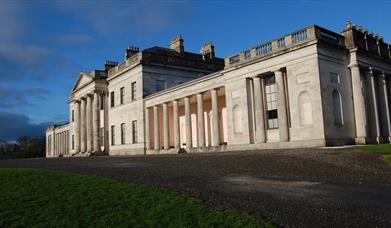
[46,21,391,157]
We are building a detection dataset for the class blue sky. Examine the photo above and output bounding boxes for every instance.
[0,0,390,141]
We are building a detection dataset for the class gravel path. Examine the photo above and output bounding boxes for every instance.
[1,148,391,227]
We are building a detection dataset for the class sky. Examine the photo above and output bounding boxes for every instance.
[0,0,390,141]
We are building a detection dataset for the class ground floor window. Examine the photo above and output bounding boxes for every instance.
[111,125,115,145]
[264,75,278,129]
[121,123,126,145]
[132,120,138,143]
[72,134,74,150]
[100,127,104,147]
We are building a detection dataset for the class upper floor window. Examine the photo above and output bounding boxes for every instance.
[156,80,166,92]
[100,94,105,110]
[71,110,74,122]
[264,76,278,129]
[120,87,125,105]
[110,91,115,107]
[131,82,136,101]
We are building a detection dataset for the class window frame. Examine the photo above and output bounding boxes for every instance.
[132,120,138,143]
[120,87,125,105]
[110,91,115,107]
[121,123,126,145]
[131,81,136,101]
[264,75,279,129]
[111,125,115,145]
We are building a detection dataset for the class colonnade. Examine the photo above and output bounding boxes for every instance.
[145,87,222,151]
[350,65,391,143]
[52,131,69,156]
[72,91,101,153]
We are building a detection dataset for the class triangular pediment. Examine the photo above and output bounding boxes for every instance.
[72,73,94,92]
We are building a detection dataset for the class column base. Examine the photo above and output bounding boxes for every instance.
[365,137,381,144]
[354,137,368,145]
[90,151,106,156]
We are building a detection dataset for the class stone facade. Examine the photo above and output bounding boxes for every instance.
[46,21,391,157]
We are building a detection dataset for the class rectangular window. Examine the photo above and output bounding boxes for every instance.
[72,134,74,150]
[132,120,137,143]
[100,94,105,110]
[110,91,115,107]
[120,87,125,104]
[100,127,104,147]
[121,123,126,145]
[156,79,166,92]
[111,125,115,145]
[264,76,279,129]
[131,82,136,101]
[71,110,74,122]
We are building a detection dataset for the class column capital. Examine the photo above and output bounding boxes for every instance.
[273,68,283,74]
[348,63,359,69]
[253,76,261,81]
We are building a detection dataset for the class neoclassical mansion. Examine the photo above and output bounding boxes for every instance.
[46,21,391,157]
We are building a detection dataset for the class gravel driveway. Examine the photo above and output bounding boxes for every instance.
[1,148,391,227]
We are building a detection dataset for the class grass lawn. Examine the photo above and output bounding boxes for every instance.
[0,168,273,228]
[352,144,391,167]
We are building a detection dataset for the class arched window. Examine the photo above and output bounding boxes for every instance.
[233,105,243,133]
[298,91,313,126]
[332,90,344,126]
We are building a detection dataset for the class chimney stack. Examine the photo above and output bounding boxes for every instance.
[169,35,184,53]
[125,46,139,61]
[200,42,215,60]
[104,60,118,73]
[346,20,351,29]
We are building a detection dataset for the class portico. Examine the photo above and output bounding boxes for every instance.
[145,86,227,153]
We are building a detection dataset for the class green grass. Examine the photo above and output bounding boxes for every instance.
[352,144,391,167]
[382,155,391,166]
[352,144,391,153]
[0,168,273,228]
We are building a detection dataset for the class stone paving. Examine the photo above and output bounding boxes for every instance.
[1,148,391,227]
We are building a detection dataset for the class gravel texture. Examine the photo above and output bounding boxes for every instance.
[1,148,391,228]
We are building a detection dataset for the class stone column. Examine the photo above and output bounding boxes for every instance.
[350,64,367,143]
[74,101,80,153]
[59,133,62,155]
[66,132,69,155]
[153,105,160,150]
[253,77,266,143]
[378,72,391,141]
[163,103,169,150]
[93,92,100,152]
[185,96,192,149]
[86,94,93,152]
[173,100,180,149]
[275,70,289,142]
[367,68,380,143]
[50,133,54,157]
[197,93,205,147]
[145,108,151,150]
[80,98,86,152]
[211,88,220,146]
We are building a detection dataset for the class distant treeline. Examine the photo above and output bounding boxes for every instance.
[0,136,46,160]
